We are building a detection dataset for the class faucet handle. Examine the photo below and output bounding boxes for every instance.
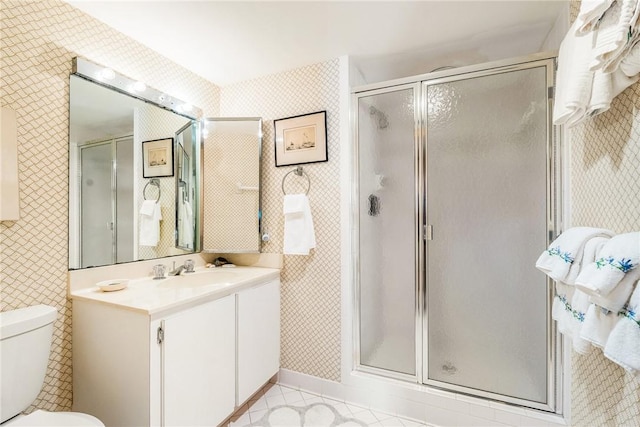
[184,259,195,273]
[152,264,166,280]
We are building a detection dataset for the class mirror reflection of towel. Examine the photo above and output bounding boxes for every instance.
[139,200,162,246]
[283,194,316,255]
[179,199,193,248]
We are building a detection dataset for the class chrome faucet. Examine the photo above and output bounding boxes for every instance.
[168,262,186,276]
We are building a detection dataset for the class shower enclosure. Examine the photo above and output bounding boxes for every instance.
[353,54,560,411]
[79,136,134,268]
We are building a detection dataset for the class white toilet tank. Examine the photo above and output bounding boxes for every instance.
[0,305,57,423]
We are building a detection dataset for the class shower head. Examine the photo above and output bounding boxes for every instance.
[369,106,389,130]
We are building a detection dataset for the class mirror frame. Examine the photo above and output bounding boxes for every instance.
[174,120,200,252]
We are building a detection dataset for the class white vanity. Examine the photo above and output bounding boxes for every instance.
[69,266,280,427]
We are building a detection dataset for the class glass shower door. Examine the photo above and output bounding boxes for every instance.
[425,65,551,405]
[357,85,419,378]
[80,142,114,267]
[80,137,134,268]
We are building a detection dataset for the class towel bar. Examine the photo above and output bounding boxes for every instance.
[281,166,310,195]
[143,178,161,202]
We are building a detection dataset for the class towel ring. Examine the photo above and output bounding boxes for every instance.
[281,166,310,195]
[143,178,161,203]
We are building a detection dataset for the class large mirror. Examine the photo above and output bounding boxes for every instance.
[69,58,201,269]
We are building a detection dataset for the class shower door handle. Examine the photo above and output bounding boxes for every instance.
[425,224,433,241]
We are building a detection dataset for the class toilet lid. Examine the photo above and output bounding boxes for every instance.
[6,410,104,427]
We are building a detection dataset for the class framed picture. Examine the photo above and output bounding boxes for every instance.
[142,138,174,178]
[274,111,327,167]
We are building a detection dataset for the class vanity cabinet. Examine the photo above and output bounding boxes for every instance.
[161,295,235,426]
[237,279,280,404]
[72,275,280,427]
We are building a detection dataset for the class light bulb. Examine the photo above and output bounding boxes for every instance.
[133,81,146,92]
[100,68,115,80]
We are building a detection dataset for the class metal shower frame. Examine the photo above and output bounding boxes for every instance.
[350,52,563,414]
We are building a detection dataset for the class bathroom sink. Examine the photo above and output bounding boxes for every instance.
[155,270,241,288]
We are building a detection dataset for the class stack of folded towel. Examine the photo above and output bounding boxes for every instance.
[535,227,613,282]
[536,227,614,353]
[554,0,640,126]
[604,284,640,373]
[537,227,640,374]
[575,232,640,311]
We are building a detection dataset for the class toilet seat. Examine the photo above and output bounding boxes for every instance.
[4,410,104,426]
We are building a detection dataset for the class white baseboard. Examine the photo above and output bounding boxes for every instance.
[277,368,568,427]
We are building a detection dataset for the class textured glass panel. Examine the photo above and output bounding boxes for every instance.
[115,137,134,263]
[358,88,416,375]
[81,143,113,267]
[426,67,548,403]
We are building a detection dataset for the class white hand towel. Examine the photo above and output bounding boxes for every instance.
[575,0,616,35]
[139,201,162,247]
[590,0,640,72]
[586,67,639,117]
[604,280,640,374]
[139,199,156,216]
[569,289,594,354]
[536,227,614,283]
[553,282,576,337]
[178,200,193,248]
[553,21,598,126]
[589,270,640,312]
[283,194,316,255]
[566,236,611,285]
[182,200,193,246]
[580,303,620,348]
[575,232,640,296]
[620,37,640,75]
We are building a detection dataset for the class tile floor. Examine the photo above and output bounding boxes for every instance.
[226,383,432,427]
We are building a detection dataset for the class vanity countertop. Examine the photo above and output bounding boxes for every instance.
[69,266,280,317]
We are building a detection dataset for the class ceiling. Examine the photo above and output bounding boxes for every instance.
[67,1,567,86]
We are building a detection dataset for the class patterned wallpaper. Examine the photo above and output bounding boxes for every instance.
[0,0,219,412]
[568,1,640,425]
[219,60,342,381]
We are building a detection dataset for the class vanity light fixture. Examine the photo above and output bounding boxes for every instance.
[126,81,147,93]
[175,103,193,114]
[133,81,147,92]
[99,68,115,80]
[72,57,202,119]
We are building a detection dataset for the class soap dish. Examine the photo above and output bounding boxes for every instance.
[96,279,128,292]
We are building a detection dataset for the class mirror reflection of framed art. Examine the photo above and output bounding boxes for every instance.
[142,138,174,178]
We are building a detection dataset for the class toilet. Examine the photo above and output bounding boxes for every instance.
[0,305,104,426]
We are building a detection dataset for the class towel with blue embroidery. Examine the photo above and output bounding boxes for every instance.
[575,232,640,297]
[536,227,615,283]
[604,280,640,374]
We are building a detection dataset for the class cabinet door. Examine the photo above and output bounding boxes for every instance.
[162,296,235,426]
[237,280,281,404]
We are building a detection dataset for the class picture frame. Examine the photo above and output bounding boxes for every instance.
[142,138,174,178]
[274,111,327,167]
